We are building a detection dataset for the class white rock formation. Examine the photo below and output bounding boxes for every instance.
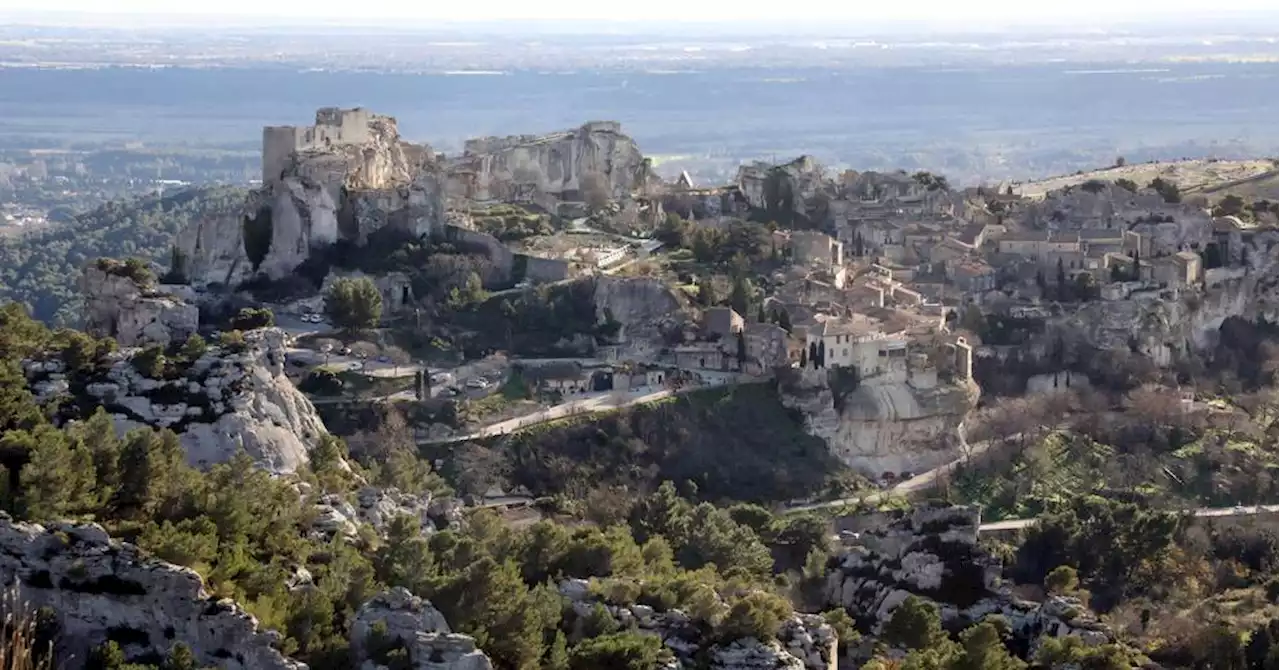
[780,370,977,477]
[735,156,828,219]
[179,110,445,288]
[29,328,329,475]
[447,121,647,204]
[80,264,199,348]
[0,515,303,669]
[350,588,494,670]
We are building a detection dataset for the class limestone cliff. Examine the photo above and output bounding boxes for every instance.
[781,370,977,477]
[1048,230,1277,367]
[80,264,199,348]
[24,328,329,475]
[0,515,303,669]
[179,110,446,288]
[447,121,647,204]
[735,156,828,220]
[591,275,693,359]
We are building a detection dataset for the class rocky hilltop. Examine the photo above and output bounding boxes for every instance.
[179,108,446,288]
[22,327,328,474]
[448,121,650,204]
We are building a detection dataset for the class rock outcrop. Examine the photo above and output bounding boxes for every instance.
[735,156,829,220]
[179,109,446,288]
[0,515,303,669]
[824,504,1114,651]
[25,328,328,475]
[310,486,445,541]
[591,275,692,359]
[780,369,977,477]
[558,579,838,670]
[350,588,494,670]
[80,263,198,348]
[447,121,647,204]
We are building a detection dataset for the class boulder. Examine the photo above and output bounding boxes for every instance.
[80,264,199,348]
[0,514,303,670]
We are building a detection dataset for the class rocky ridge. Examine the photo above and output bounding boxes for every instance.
[0,514,304,670]
[23,327,328,475]
[557,579,838,670]
[448,121,649,204]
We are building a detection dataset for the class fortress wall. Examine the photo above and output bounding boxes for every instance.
[261,108,374,184]
[262,126,304,183]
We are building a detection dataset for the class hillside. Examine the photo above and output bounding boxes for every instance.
[442,382,866,505]
[0,185,248,325]
[1013,158,1278,199]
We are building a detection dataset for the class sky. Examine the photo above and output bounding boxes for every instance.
[1,0,1277,26]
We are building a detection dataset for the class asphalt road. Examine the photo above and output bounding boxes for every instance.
[977,505,1280,532]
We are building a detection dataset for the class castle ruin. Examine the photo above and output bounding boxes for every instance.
[261,107,373,184]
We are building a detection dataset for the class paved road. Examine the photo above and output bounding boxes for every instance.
[418,381,730,445]
[978,505,1280,533]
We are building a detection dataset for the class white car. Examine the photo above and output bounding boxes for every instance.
[465,379,487,389]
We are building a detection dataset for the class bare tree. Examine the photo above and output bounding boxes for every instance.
[580,171,612,212]
[350,341,380,361]
[314,338,342,363]
[453,442,511,498]
[383,345,413,376]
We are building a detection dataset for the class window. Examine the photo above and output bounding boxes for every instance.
[842,348,849,357]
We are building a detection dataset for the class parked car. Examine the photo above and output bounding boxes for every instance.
[465,379,486,389]
[377,355,390,363]
[339,347,352,356]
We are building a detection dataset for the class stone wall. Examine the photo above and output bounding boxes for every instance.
[521,254,572,283]
[262,107,373,184]
[444,224,515,281]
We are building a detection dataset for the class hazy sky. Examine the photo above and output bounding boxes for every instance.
[2,0,1276,25]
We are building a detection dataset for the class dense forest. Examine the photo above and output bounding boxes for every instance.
[0,186,247,325]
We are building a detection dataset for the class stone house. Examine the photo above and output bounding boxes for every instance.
[801,314,909,379]
[792,230,844,267]
[702,307,745,341]
[1151,251,1203,287]
[743,322,792,371]
[525,362,590,395]
[998,231,1082,259]
[945,258,997,293]
[673,344,732,371]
